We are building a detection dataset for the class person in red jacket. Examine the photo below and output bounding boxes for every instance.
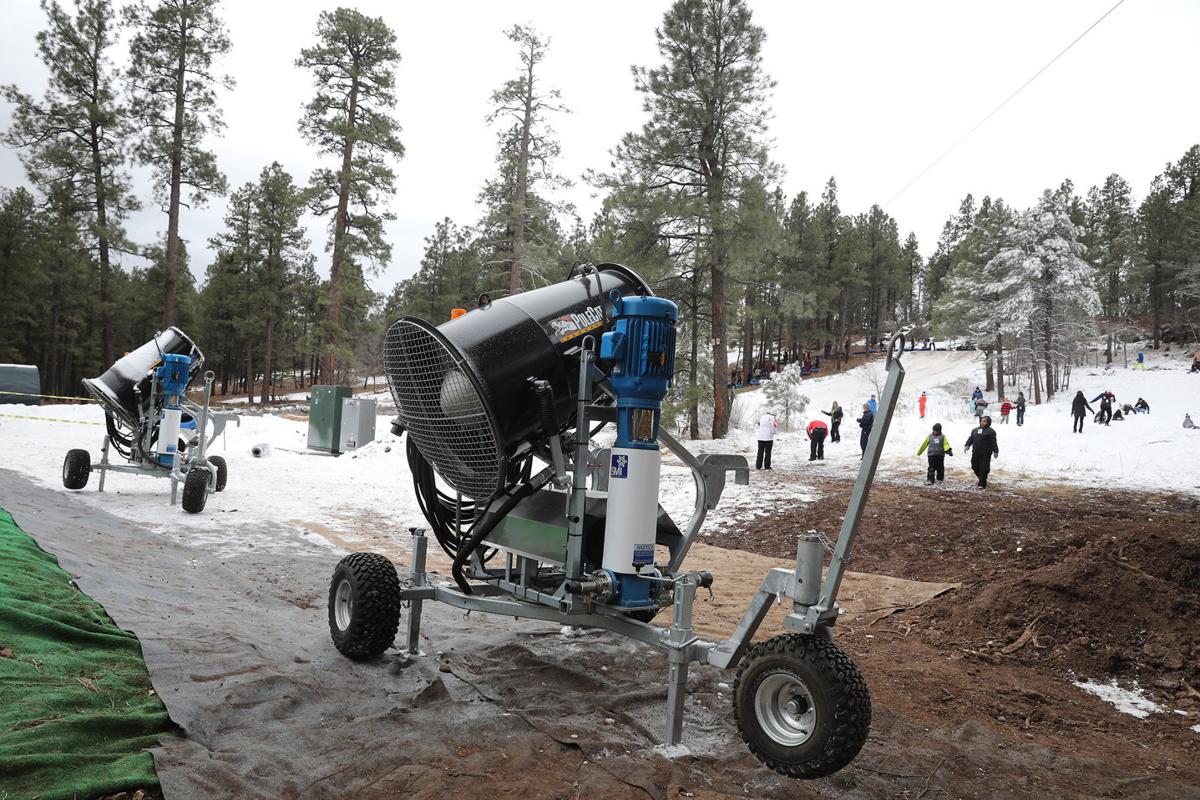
[806,418,829,461]
[999,399,1013,424]
[918,391,928,418]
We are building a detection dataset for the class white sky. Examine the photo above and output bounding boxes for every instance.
[1,0,1197,295]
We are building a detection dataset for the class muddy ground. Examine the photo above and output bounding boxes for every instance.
[719,476,1200,798]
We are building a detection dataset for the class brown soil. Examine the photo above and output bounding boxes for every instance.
[718,477,1200,797]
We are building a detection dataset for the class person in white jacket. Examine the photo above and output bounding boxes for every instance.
[756,410,777,469]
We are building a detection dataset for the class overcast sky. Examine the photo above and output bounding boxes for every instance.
[1,0,1197,295]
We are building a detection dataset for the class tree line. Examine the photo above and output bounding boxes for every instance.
[1,0,1196,435]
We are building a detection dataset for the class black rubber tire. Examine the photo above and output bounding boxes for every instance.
[181,466,209,514]
[62,449,91,490]
[209,456,228,492]
[733,633,871,779]
[328,552,403,660]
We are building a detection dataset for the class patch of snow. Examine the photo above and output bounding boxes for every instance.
[653,743,691,759]
[1073,678,1162,719]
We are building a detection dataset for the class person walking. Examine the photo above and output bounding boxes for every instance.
[868,394,878,414]
[917,422,953,485]
[756,409,777,470]
[1071,390,1093,433]
[1015,391,1027,426]
[1091,390,1116,425]
[857,403,874,458]
[823,401,844,442]
[999,399,1013,424]
[918,391,928,418]
[806,418,828,461]
[964,415,999,489]
[1136,351,1146,370]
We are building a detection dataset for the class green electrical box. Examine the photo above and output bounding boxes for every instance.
[307,385,353,453]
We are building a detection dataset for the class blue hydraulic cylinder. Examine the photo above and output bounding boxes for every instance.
[598,291,678,449]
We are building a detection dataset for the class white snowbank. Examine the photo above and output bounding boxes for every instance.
[719,348,1200,495]
[1073,678,1163,719]
[0,347,1197,562]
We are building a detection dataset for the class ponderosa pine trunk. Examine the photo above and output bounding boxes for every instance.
[322,72,360,381]
[162,11,188,327]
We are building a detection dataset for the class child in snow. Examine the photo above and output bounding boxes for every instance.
[1072,391,1094,433]
[964,415,999,489]
[1134,398,1150,414]
[1015,391,1027,426]
[823,401,843,442]
[917,423,953,485]
[999,400,1013,424]
[1185,413,1197,430]
[806,418,828,461]
[857,403,874,457]
[756,409,777,470]
[868,394,878,414]
[918,391,927,419]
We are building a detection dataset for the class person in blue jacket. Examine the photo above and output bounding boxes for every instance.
[868,394,878,414]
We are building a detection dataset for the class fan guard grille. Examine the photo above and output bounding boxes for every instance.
[384,317,504,500]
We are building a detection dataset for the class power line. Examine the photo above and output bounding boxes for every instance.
[886,0,1128,208]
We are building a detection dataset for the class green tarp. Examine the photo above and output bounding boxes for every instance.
[0,508,175,799]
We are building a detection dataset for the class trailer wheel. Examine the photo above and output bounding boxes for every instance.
[209,456,228,492]
[62,449,91,490]
[733,633,871,779]
[328,552,403,660]
[181,466,209,513]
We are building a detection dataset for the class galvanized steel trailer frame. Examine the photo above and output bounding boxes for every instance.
[93,370,239,503]
[397,334,907,746]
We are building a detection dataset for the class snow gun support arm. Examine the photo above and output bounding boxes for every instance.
[708,332,907,668]
[797,331,906,631]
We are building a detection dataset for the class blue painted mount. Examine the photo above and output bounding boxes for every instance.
[157,353,192,402]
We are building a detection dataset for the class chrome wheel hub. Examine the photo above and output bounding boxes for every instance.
[755,672,816,747]
[334,578,354,631]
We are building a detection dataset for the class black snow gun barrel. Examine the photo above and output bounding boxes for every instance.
[383,263,652,500]
[81,327,205,426]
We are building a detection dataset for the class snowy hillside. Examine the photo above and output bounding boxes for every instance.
[1,348,1197,556]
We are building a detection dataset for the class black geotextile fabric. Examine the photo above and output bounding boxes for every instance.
[0,507,173,800]
[0,469,821,799]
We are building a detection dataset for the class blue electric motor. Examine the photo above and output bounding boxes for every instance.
[154,353,193,466]
[598,290,678,608]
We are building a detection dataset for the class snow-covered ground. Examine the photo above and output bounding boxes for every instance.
[0,348,1197,554]
[720,347,1200,495]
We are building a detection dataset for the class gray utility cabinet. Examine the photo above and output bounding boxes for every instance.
[307,385,353,453]
[339,397,377,451]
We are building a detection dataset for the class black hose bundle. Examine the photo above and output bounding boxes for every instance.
[407,437,483,560]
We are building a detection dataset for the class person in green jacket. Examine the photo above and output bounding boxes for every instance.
[917,422,954,484]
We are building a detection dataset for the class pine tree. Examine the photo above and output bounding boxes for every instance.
[125,0,233,327]
[985,190,1099,401]
[296,8,404,381]
[603,0,776,438]
[3,0,137,366]
[483,24,570,295]
[1083,174,1135,362]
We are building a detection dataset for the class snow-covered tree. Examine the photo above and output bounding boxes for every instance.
[984,189,1100,402]
[761,363,809,430]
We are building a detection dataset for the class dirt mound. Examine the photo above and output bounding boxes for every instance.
[920,531,1200,692]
